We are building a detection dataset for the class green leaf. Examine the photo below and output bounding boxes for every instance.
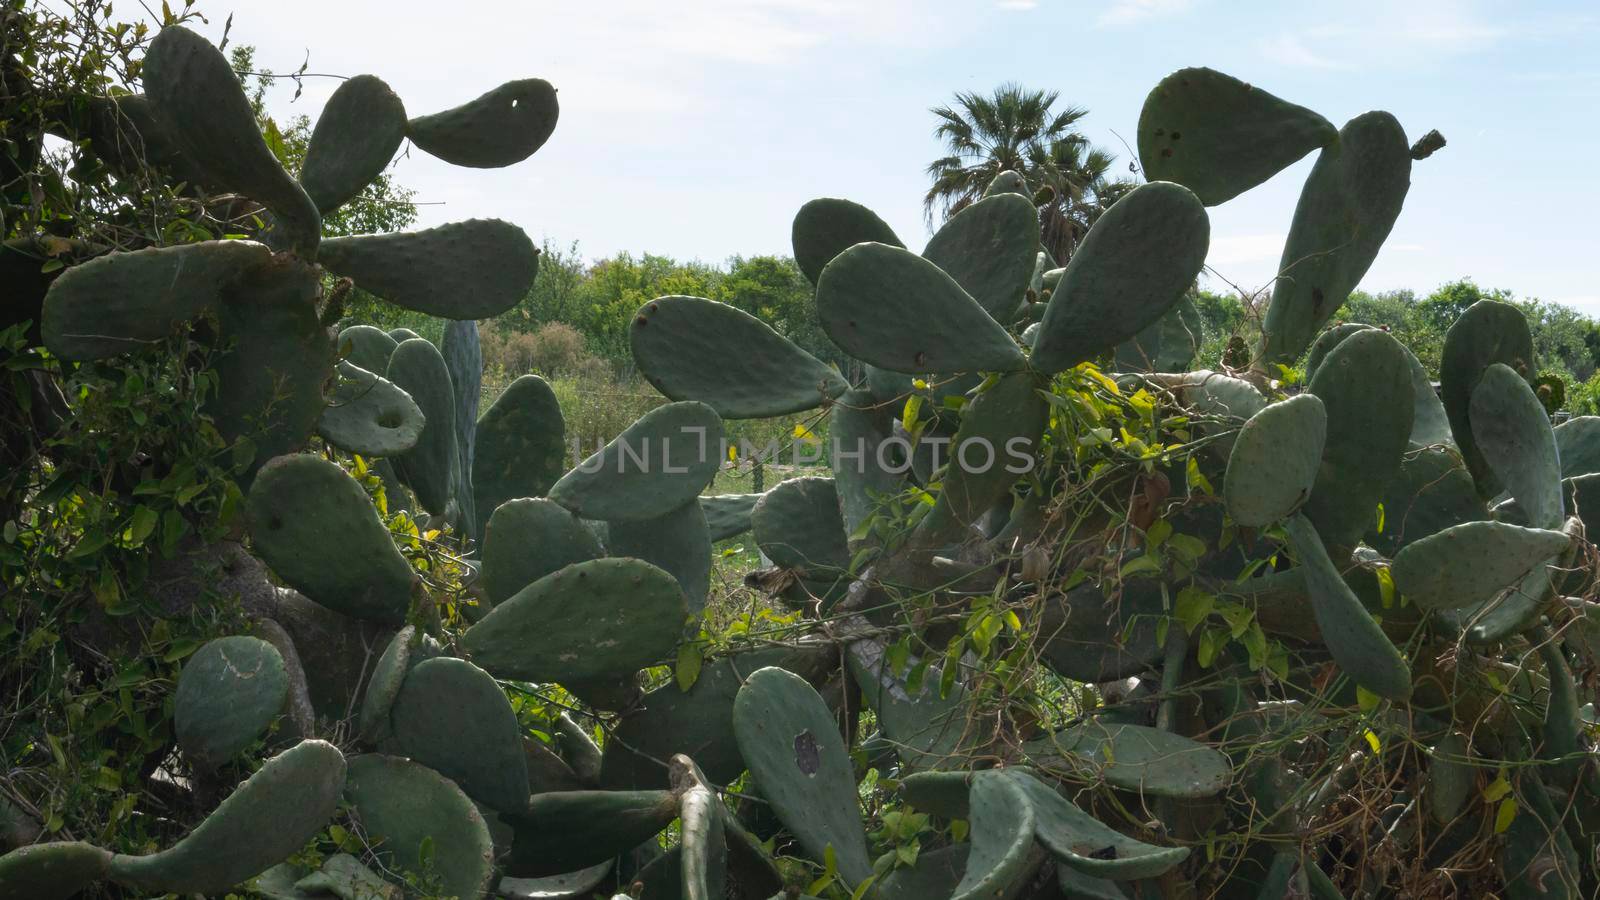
[128,505,158,544]
[1493,797,1518,833]
[1174,585,1215,634]
[674,642,703,691]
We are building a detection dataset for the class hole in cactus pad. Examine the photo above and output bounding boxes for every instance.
[794,730,820,775]
[377,411,403,428]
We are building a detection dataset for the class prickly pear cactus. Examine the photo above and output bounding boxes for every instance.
[7,25,1600,900]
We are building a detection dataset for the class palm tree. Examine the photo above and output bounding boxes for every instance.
[923,83,1131,263]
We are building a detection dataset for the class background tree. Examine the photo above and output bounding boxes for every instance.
[923,82,1131,262]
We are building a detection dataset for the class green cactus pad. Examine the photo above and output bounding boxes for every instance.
[1302,329,1414,551]
[338,324,400,375]
[174,635,289,770]
[1056,864,1132,900]
[1503,776,1581,900]
[791,197,904,285]
[606,499,713,612]
[1005,770,1190,880]
[142,27,320,252]
[317,361,425,458]
[109,740,346,895]
[343,754,496,900]
[829,389,906,535]
[1306,322,1452,448]
[1441,300,1535,498]
[389,327,421,343]
[701,492,762,541]
[502,790,680,878]
[898,770,976,818]
[1259,112,1411,365]
[918,372,1048,544]
[1179,370,1268,460]
[464,558,689,683]
[554,713,604,784]
[732,666,873,885]
[207,258,334,475]
[1426,733,1474,824]
[442,320,482,523]
[986,170,1030,196]
[1538,636,1582,789]
[0,841,111,900]
[1137,67,1336,206]
[286,853,394,900]
[320,219,538,319]
[847,639,973,771]
[1030,181,1210,373]
[1367,448,1483,556]
[41,239,271,359]
[1554,416,1600,479]
[816,242,1027,375]
[248,455,416,624]
[1038,582,1165,683]
[874,845,971,900]
[1283,513,1411,700]
[407,79,559,168]
[480,497,603,605]
[599,646,830,791]
[1114,294,1203,373]
[357,626,423,744]
[1025,721,1231,799]
[547,401,725,522]
[1391,521,1568,611]
[1224,394,1326,527]
[388,656,530,811]
[386,337,458,515]
[497,861,612,900]
[922,192,1040,322]
[472,373,568,538]
[1471,363,1563,529]
[300,75,407,215]
[631,295,849,418]
[752,476,849,572]
[952,772,1037,900]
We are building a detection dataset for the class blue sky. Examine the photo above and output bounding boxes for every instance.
[199,1,1599,311]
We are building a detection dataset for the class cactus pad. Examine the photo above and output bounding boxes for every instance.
[319,219,538,319]
[1440,299,1534,498]
[816,242,1027,375]
[1030,181,1210,373]
[791,197,903,285]
[480,497,603,604]
[247,454,417,624]
[632,295,849,418]
[386,337,459,515]
[1471,362,1563,528]
[547,401,724,522]
[502,790,679,878]
[605,499,713,612]
[357,626,422,744]
[41,239,271,359]
[951,771,1037,900]
[472,374,568,538]
[338,323,400,375]
[700,492,762,541]
[1260,112,1412,364]
[1555,416,1600,478]
[1005,769,1190,879]
[109,740,346,894]
[1038,582,1165,682]
[1025,721,1231,799]
[300,74,407,215]
[317,361,425,458]
[1284,513,1411,701]
[918,371,1048,543]
[343,754,496,900]
[388,656,530,811]
[1224,394,1326,527]
[732,666,873,885]
[142,26,320,252]
[921,192,1040,321]
[174,635,289,770]
[407,79,559,169]
[1137,67,1335,206]
[1368,448,1483,555]
[0,841,112,900]
[463,558,689,683]
[1391,521,1568,611]
[752,476,849,572]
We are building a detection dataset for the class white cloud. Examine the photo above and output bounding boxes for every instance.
[1097,0,1193,27]
[996,0,1039,9]
[1556,296,1600,315]
[1259,0,1503,69]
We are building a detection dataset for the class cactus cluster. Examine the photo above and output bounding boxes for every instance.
[5,27,1600,900]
